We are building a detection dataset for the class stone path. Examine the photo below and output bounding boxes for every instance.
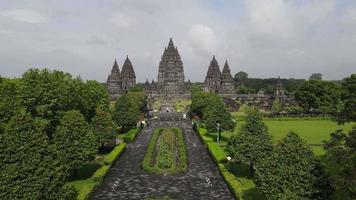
[91,115,234,200]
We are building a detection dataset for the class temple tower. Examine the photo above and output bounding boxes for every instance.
[121,56,136,92]
[158,38,185,86]
[106,60,122,98]
[204,56,221,92]
[220,60,235,95]
[150,38,190,99]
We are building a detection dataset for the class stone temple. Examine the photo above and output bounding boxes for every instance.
[144,38,191,100]
[106,56,136,99]
[203,56,235,97]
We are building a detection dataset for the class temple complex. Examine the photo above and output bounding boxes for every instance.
[203,56,235,97]
[144,38,191,100]
[106,56,136,99]
[104,38,295,110]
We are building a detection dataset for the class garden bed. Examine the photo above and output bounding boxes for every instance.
[143,128,187,174]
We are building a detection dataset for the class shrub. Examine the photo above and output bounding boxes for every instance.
[103,143,126,165]
[207,142,228,163]
[197,127,214,143]
[123,128,140,143]
[218,163,244,200]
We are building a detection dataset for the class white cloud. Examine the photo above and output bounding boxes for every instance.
[110,13,137,29]
[186,24,217,57]
[0,9,48,24]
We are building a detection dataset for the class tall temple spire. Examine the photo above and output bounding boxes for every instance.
[222,60,232,76]
[206,56,221,76]
[121,56,135,78]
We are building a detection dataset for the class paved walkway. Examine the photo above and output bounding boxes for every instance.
[91,117,234,200]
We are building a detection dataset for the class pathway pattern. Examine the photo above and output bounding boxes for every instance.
[91,113,234,200]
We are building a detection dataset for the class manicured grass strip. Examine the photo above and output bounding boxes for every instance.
[175,128,188,171]
[143,128,187,174]
[123,128,140,143]
[143,128,162,174]
[67,143,126,200]
[156,130,175,169]
[207,142,227,163]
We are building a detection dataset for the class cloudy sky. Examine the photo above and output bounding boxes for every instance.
[0,0,355,82]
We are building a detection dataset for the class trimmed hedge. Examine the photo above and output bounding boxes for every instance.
[207,142,228,163]
[197,127,214,143]
[103,143,126,165]
[218,163,244,200]
[123,128,140,143]
[68,143,126,200]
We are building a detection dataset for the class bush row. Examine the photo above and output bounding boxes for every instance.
[194,125,241,200]
[207,142,228,164]
[218,163,244,200]
[69,143,126,200]
[123,128,140,143]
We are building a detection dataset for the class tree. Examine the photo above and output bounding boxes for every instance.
[309,73,323,80]
[271,98,282,114]
[321,128,356,199]
[53,110,98,175]
[0,78,22,124]
[204,100,234,132]
[91,108,118,147]
[295,80,342,113]
[191,91,220,118]
[234,71,248,85]
[113,94,140,131]
[337,74,356,124]
[225,109,273,176]
[0,111,75,199]
[77,80,110,122]
[255,132,318,199]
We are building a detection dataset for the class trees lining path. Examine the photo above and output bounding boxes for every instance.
[91,114,234,199]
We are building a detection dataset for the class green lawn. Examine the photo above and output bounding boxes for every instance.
[234,119,355,155]
[174,99,191,112]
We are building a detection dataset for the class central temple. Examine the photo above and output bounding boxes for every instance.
[145,38,191,99]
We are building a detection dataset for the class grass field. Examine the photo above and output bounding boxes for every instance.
[233,119,356,155]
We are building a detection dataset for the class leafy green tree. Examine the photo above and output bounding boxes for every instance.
[309,73,323,80]
[205,100,234,132]
[226,109,273,176]
[91,108,118,147]
[53,110,98,175]
[337,74,356,124]
[255,132,318,199]
[20,68,75,135]
[321,128,356,199]
[234,71,248,86]
[271,98,282,114]
[0,111,75,199]
[295,80,342,113]
[127,91,145,113]
[78,80,110,121]
[113,94,139,131]
[191,91,220,118]
[0,78,22,124]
